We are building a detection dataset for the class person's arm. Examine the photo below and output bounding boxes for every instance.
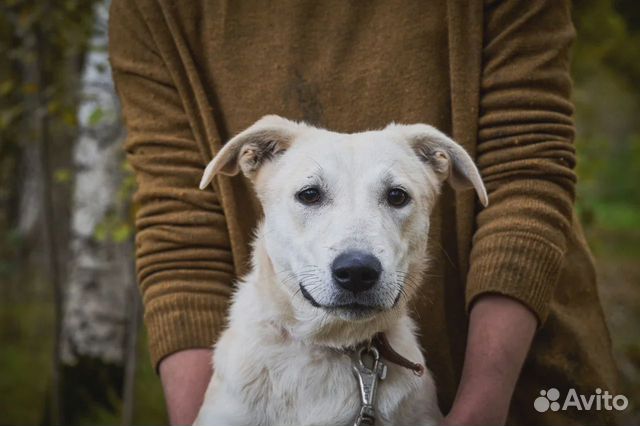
[159,349,213,425]
[448,1,577,423]
[443,295,536,425]
[109,1,233,423]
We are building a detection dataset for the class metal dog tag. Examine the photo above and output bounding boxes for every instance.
[351,345,387,426]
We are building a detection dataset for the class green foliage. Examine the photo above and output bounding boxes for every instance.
[94,213,133,243]
[572,5,640,422]
[573,0,640,234]
[0,0,98,129]
[88,107,104,126]
[53,167,72,184]
[573,0,640,89]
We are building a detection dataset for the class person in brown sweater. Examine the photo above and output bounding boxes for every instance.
[109,1,619,425]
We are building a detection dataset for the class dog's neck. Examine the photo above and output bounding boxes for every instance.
[249,230,406,350]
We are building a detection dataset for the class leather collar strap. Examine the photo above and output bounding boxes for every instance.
[372,332,424,376]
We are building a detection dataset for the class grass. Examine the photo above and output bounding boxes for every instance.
[0,301,54,425]
[0,300,167,426]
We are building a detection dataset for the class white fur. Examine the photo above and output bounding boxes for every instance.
[194,116,487,426]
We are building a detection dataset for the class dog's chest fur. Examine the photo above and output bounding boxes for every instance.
[194,278,440,426]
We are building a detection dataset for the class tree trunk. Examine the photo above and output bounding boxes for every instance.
[58,1,138,423]
[60,0,129,367]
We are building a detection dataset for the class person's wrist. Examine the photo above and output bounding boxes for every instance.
[159,348,213,426]
[444,393,510,426]
[444,381,510,425]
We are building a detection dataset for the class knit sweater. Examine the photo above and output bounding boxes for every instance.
[109,0,618,424]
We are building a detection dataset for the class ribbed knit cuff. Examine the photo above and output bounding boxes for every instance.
[143,291,231,370]
[466,232,564,325]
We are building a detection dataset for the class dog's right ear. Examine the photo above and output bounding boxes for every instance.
[199,115,298,189]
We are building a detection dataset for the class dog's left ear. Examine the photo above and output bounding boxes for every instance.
[396,124,489,207]
[200,115,298,189]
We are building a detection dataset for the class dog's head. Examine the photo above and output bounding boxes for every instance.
[201,115,487,326]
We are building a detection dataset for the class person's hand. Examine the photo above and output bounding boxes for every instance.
[159,348,213,426]
[441,294,537,426]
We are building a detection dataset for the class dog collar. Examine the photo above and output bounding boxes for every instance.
[370,332,424,376]
[340,332,424,376]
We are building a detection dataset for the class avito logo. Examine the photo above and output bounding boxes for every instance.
[534,388,629,413]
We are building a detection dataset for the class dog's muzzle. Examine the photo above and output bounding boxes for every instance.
[298,250,387,316]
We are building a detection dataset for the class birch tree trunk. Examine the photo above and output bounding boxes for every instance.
[60,0,131,365]
[58,2,141,422]
[60,0,134,370]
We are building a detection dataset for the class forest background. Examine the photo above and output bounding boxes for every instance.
[1,1,639,425]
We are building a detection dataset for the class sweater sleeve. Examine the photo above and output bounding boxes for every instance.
[109,0,234,368]
[466,0,577,323]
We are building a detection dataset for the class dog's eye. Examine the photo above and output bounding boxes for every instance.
[296,187,322,205]
[387,187,410,208]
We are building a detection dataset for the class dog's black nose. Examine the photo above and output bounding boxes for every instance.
[331,251,382,293]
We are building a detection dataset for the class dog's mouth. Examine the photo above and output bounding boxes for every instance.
[299,284,383,317]
[299,284,322,307]
[325,303,383,319]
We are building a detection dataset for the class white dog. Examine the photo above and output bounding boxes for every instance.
[194,116,488,426]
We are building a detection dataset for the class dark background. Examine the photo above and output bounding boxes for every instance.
[1,0,639,425]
